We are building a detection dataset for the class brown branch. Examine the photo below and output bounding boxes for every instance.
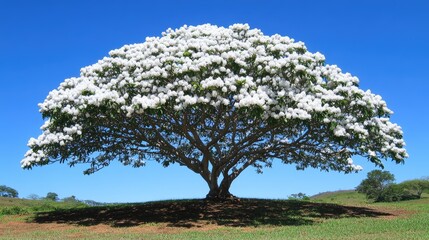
[145,116,201,174]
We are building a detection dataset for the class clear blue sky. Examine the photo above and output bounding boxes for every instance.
[1,0,428,203]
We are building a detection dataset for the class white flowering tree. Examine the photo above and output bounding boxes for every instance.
[22,24,407,200]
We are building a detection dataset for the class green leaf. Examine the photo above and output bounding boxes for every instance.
[236,79,246,87]
[183,51,192,57]
[81,90,94,96]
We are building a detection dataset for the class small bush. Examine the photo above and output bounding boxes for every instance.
[45,192,59,201]
[30,202,58,212]
[357,171,429,202]
[379,184,405,202]
[0,206,29,216]
[398,180,429,199]
[288,193,310,201]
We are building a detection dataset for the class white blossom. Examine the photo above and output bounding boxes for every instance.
[22,24,407,171]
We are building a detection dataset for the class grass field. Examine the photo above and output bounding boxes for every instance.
[0,197,87,215]
[1,192,428,239]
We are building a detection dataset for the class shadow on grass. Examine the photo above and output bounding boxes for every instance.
[30,198,392,228]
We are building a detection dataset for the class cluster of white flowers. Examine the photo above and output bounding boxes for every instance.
[22,123,83,166]
[347,158,363,171]
[22,23,408,168]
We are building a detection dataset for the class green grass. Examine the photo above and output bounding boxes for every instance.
[311,190,368,205]
[1,193,429,239]
[0,197,87,217]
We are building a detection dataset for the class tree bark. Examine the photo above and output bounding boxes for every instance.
[205,175,237,201]
[205,187,235,201]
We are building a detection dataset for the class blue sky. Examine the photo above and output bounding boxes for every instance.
[1,0,428,203]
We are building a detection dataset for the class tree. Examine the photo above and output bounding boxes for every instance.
[380,184,405,202]
[27,194,41,200]
[356,170,396,202]
[21,24,408,200]
[45,192,59,201]
[62,195,78,203]
[398,179,429,199]
[81,199,106,206]
[0,185,19,198]
[288,192,310,200]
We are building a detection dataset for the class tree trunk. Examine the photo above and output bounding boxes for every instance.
[206,187,234,199]
[205,176,237,201]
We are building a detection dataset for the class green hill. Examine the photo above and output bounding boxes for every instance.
[0,196,87,216]
[311,190,368,205]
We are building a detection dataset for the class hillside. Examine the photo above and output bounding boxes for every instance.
[311,190,368,205]
[0,196,87,216]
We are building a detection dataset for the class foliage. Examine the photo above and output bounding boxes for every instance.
[357,171,429,202]
[45,192,59,201]
[397,179,429,199]
[80,199,107,206]
[288,192,310,200]
[22,24,407,199]
[0,185,19,198]
[62,195,79,203]
[27,194,41,200]
[356,170,395,202]
[379,184,406,202]
[0,196,87,217]
[0,206,29,215]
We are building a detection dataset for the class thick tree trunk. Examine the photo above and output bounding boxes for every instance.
[205,176,237,201]
[206,187,234,200]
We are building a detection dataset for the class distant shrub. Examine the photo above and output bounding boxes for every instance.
[0,206,29,216]
[30,202,58,212]
[62,195,79,203]
[357,171,429,202]
[398,179,429,199]
[27,194,41,200]
[0,185,19,198]
[288,193,310,201]
[45,192,59,201]
[379,184,405,202]
[81,200,106,206]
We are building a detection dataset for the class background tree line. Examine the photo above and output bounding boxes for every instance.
[1,185,105,206]
[357,170,429,202]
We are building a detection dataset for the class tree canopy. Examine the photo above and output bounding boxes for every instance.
[0,185,19,198]
[357,171,429,202]
[22,24,407,199]
[399,179,429,198]
[356,170,396,202]
[45,192,59,201]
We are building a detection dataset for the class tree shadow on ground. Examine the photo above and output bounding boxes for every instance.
[30,198,392,228]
